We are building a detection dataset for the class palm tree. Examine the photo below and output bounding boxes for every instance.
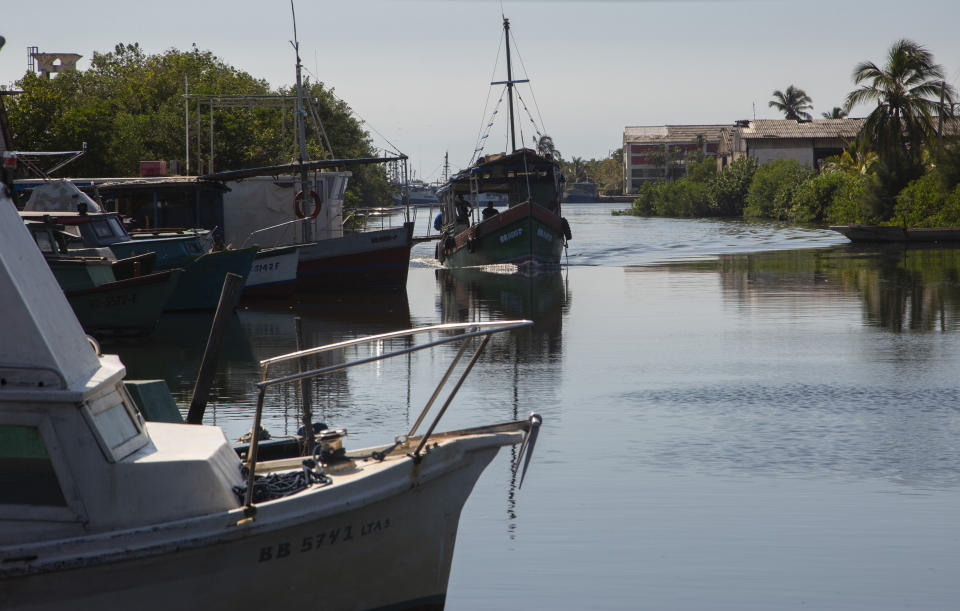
[536,135,561,161]
[821,107,848,119]
[769,85,813,121]
[844,39,954,159]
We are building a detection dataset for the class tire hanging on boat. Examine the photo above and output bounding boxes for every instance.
[294,190,323,219]
[561,217,572,241]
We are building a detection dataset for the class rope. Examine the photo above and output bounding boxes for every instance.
[509,32,548,138]
[474,87,507,162]
[472,32,506,165]
[234,459,331,503]
[515,90,543,147]
[301,66,405,157]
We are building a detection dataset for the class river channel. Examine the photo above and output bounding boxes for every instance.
[102,204,960,610]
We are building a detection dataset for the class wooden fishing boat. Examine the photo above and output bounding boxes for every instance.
[830,224,960,243]
[24,219,180,336]
[0,170,541,609]
[436,17,571,269]
[20,207,256,311]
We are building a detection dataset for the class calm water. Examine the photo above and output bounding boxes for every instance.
[102,204,960,610]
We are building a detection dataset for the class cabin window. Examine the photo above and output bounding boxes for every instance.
[82,388,146,462]
[33,231,56,254]
[0,425,67,506]
[107,217,128,239]
[92,402,140,450]
[92,220,116,239]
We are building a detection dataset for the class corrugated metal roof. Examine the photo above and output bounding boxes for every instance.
[624,124,728,144]
[739,119,866,139]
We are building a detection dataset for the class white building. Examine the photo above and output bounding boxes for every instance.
[720,118,866,169]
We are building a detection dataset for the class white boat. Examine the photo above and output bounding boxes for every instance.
[0,177,541,609]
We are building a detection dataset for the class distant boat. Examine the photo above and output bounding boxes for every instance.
[435,17,571,269]
[830,225,960,243]
[0,176,542,610]
[563,181,599,203]
[393,179,440,207]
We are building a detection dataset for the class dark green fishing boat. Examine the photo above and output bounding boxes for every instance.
[25,219,180,336]
[435,17,571,269]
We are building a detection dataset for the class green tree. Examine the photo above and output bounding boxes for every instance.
[769,85,813,121]
[845,39,953,161]
[843,39,955,220]
[6,43,390,204]
[536,135,561,161]
[744,158,813,219]
[821,107,848,119]
[711,156,758,217]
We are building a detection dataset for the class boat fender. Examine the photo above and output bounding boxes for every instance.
[467,236,479,252]
[444,236,456,252]
[294,190,323,219]
[561,217,572,241]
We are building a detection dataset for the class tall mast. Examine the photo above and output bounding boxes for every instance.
[291,1,312,238]
[504,18,517,153]
[491,17,529,154]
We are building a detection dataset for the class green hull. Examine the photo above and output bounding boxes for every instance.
[163,247,258,311]
[65,269,181,336]
[439,202,565,268]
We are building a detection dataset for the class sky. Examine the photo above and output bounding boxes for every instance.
[4,0,960,182]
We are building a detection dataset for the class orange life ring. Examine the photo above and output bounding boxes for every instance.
[294,190,322,219]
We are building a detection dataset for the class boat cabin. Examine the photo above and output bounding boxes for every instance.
[437,148,563,229]
[19,210,208,268]
[1,198,242,545]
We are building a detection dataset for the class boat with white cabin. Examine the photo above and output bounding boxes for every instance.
[0,169,541,608]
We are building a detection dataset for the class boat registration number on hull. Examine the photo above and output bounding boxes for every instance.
[257,517,392,562]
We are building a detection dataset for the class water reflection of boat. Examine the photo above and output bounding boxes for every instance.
[99,311,255,401]
[438,267,566,359]
[0,160,541,611]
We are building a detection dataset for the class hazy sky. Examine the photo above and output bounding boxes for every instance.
[3,0,960,181]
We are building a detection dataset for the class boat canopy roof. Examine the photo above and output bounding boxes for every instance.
[438,148,559,196]
[23,179,102,213]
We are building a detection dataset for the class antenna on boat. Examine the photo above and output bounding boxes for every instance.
[491,17,528,153]
[290,0,313,241]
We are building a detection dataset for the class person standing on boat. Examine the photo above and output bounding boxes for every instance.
[481,201,499,220]
[456,195,471,224]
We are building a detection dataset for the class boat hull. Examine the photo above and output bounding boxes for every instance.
[0,433,511,611]
[65,269,181,336]
[830,225,960,243]
[163,247,258,311]
[295,222,413,292]
[242,245,300,299]
[440,202,565,268]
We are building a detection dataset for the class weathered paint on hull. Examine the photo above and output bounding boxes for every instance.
[295,223,414,292]
[441,203,564,268]
[0,437,507,611]
[65,269,181,336]
[163,247,258,311]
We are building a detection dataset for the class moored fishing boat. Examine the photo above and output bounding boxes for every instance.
[20,204,256,311]
[830,224,960,243]
[24,218,180,336]
[436,17,571,269]
[0,163,540,609]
